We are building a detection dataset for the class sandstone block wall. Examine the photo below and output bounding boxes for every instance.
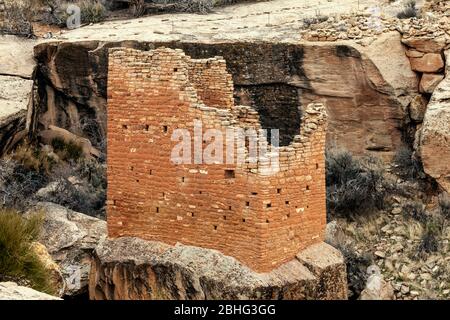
[107,47,328,273]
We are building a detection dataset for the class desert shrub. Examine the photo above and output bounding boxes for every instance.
[438,193,450,219]
[134,0,255,16]
[51,138,83,161]
[2,0,33,36]
[78,0,107,23]
[2,141,105,216]
[333,242,372,299]
[397,0,419,19]
[80,117,106,156]
[0,210,54,294]
[326,148,388,219]
[302,15,329,28]
[393,146,424,180]
[403,201,429,223]
[418,220,440,254]
[0,159,48,211]
[40,161,106,218]
[12,144,56,174]
[77,158,107,190]
[42,178,105,217]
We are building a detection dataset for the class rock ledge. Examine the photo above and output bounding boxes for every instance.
[89,237,347,300]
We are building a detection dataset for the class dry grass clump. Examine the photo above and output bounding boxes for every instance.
[0,210,55,294]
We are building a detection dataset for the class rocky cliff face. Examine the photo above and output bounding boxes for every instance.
[34,33,417,158]
[419,50,450,193]
[0,35,35,155]
[89,238,347,300]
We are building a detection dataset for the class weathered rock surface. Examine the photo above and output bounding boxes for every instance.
[26,202,106,297]
[419,51,450,193]
[359,32,418,109]
[38,125,101,158]
[0,35,35,78]
[402,35,447,54]
[0,36,36,155]
[408,95,428,122]
[419,73,445,94]
[89,237,347,300]
[30,242,65,296]
[410,53,445,73]
[0,282,61,300]
[0,76,33,117]
[34,35,416,158]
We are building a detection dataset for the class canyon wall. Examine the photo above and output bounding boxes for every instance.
[34,35,418,159]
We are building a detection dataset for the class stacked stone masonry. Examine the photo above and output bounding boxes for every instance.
[107,47,328,273]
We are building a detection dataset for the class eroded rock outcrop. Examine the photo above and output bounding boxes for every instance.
[26,202,106,297]
[0,282,61,300]
[419,51,450,193]
[0,35,36,155]
[89,237,347,300]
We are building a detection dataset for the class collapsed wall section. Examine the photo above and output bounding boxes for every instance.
[107,47,327,272]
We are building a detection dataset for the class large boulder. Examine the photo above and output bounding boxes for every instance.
[0,282,61,300]
[0,35,36,155]
[419,51,450,193]
[0,35,35,78]
[410,53,445,73]
[89,237,347,300]
[26,202,107,297]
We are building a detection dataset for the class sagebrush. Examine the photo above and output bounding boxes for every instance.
[326,148,389,219]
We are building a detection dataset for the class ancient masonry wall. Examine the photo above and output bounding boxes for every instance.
[107,47,328,273]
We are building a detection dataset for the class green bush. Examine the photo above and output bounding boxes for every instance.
[0,210,54,294]
[326,148,388,219]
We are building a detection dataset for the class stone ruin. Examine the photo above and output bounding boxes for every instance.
[107,47,328,273]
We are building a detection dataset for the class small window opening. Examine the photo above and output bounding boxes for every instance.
[225,170,235,179]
